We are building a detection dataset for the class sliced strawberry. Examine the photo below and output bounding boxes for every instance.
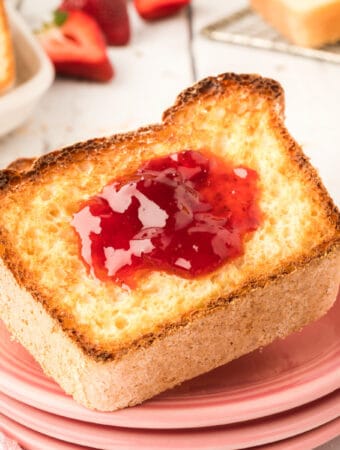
[134,0,190,21]
[37,10,114,82]
[60,0,130,46]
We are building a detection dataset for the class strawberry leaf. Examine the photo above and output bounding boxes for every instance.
[54,9,69,27]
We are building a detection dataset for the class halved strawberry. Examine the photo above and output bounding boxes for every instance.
[37,10,114,82]
[60,0,130,46]
[134,0,190,21]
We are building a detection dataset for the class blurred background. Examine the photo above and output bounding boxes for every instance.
[0,0,339,208]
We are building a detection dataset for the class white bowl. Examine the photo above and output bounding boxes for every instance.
[0,4,54,137]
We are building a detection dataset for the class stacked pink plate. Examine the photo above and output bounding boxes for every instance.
[1,292,339,450]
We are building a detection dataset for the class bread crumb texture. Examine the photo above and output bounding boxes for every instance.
[0,74,338,358]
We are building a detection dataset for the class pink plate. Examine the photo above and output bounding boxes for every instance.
[0,398,340,450]
[0,390,340,450]
[0,414,90,450]
[0,292,339,429]
[258,418,340,450]
[0,389,339,449]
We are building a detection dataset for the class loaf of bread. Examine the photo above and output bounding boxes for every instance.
[250,0,340,48]
[0,0,15,95]
[0,74,339,411]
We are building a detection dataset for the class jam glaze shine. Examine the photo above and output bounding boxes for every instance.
[72,150,262,287]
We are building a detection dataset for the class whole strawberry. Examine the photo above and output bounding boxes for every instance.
[37,10,114,82]
[134,0,190,21]
[60,0,130,45]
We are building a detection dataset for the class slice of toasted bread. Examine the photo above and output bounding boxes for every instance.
[0,74,339,411]
[0,0,15,95]
[250,0,340,48]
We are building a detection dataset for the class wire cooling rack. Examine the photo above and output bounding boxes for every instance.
[201,7,340,64]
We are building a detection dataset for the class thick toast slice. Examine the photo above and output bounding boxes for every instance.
[0,74,339,411]
[0,0,15,95]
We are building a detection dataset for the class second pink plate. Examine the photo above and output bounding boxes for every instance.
[1,407,339,450]
[0,293,339,429]
[0,414,90,450]
[0,389,339,449]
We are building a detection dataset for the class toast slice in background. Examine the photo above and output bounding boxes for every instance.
[0,73,339,411]
[0,0,15,95]
[250,0,340,48]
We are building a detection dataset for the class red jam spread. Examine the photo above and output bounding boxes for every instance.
[72,150,261,287]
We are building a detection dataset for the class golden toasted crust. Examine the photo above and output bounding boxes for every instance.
[6,157,35,173]
[0,0,15,94]
[0,73,339,364]
[0,75,284,188]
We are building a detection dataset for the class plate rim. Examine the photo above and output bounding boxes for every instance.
[0,390,339,449]
[2,413,339,450]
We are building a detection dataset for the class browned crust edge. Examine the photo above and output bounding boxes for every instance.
[0,73,339,362]
[6,157,35,172]
[0,74,284,189]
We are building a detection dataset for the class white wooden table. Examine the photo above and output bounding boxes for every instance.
[0,1,339,448]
